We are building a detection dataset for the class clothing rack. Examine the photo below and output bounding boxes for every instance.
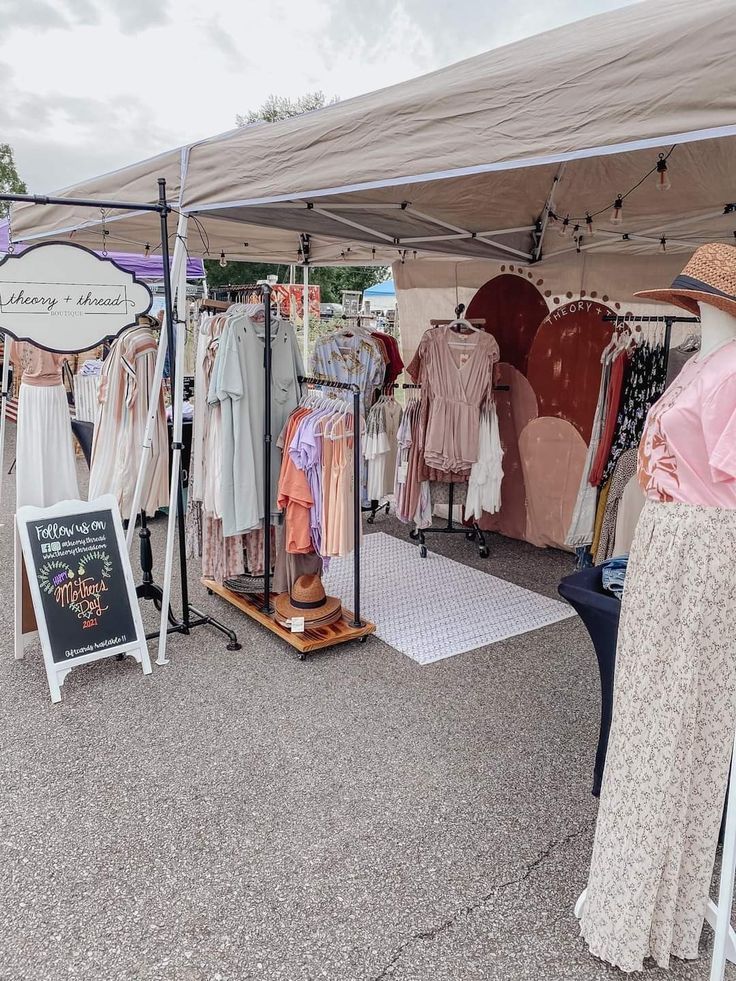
[203,293,374,658]
[296,373,363,629]
[401,382,509,559]
[430,318,486,327]
[602,312,700,377]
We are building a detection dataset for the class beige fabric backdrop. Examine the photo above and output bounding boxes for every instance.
[394,253,690,365]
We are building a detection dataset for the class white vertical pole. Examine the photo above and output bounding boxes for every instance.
[710,737,736,980]
[125,326,168,550]
[156,214,188,666]
[303,264,310,363]
[0,334,11,511]
[125,233,187,550]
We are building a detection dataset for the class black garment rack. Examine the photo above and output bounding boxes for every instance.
[256,285,364,630]
[402,382,510,559]
[602,312,700,377]
[0,183,239,652]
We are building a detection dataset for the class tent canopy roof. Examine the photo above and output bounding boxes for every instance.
[364,279,395,297]
[11,0,736,271]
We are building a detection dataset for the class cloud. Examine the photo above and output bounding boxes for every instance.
[0,0,170,35]
[204,19,242,70]
[323,0,641,67]
[0,0,71,31]
[111,0,171,34]
[0,76,177,191]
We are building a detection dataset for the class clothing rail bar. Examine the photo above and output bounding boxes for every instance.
[401,382,511,392]
[299,374,361,393]
[602,314,700,324]
[602,312,700,393]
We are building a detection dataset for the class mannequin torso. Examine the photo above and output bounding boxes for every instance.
[697,301,736,358]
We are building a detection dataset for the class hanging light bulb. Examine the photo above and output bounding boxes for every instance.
[585,212,594,237]
[557,215,570,239]
[144,242,151,259]
[219,251,227,268]
[660,236,667,253]
[610,195,624,225]
[656,153,671,191]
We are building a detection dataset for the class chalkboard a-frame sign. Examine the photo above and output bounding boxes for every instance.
[15,495,151,702]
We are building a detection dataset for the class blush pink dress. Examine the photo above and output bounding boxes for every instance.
[407,325,499,476]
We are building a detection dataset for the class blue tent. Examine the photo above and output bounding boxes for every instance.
[364,279,395,298]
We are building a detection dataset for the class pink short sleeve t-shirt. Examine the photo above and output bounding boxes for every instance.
[638,339,736,507]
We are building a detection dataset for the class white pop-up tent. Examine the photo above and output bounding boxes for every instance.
[9,0,736,657]
[9,0,736,673]
[11,0,736,269]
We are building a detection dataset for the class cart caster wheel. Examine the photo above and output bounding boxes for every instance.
[227,642,242,651]
[299,653,309,662]
[410,529,420,540]
[420,545,428,558]
[367,515,375,525]
[207,588,214,595]
[478,546,490,558]
[465,530,477,541]
[358,636,368,644]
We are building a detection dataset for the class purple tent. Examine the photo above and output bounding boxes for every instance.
[0,220,205,280]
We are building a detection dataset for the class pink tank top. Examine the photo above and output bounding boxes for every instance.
[638,339,736,507]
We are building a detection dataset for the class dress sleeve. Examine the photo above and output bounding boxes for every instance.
[703,374,736,482]
[212,326,242,402]
[406,334,428,384]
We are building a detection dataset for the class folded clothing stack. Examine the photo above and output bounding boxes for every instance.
[600,554,628,599]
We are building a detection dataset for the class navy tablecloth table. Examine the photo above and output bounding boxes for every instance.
[558,566,621,796]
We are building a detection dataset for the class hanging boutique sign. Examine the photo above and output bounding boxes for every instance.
[0,241,152,352]
[15,495,151,703]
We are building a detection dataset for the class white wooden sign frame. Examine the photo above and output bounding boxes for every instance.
[15,494,151,703]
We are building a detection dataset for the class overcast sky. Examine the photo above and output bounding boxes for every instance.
[0,0,638,192]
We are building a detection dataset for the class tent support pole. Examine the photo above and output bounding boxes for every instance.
[156,194,240,664]
[303,264,310,363]
[534,165,565,261]
[126,287,175,552]
[0,334,10,511]
[709,733,736,979]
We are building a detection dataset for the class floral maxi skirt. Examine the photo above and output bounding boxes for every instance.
[580,500,736,972]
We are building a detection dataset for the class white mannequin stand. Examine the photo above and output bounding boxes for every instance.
[575,300,736,981]
[698,302,736,358]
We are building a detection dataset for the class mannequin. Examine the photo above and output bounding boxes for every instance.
[698,301,736,358]
[578,243,736,973]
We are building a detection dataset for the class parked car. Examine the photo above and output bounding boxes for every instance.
[320,303,344,319]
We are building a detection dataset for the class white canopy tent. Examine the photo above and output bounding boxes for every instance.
[11,0,736,271]
[8,0,736,661]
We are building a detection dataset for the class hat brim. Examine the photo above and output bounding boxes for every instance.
[633,288,736,319]
[274,607,343,630]
[273,591,342,623]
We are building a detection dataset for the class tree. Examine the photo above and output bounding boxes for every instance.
[236,91,339,126]
[205,95,390,295]
[203,258,388,304]
[0,143,26,217]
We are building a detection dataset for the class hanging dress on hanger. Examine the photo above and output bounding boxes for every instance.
[13,341,79,508]
[89,325,168,519]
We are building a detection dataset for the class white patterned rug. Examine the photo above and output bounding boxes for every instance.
[323,532,575,665]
